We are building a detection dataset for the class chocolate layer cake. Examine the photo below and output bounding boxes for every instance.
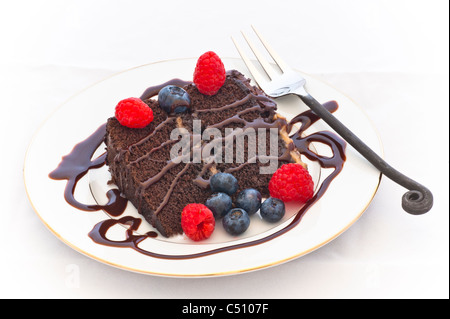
[105,70,305,237]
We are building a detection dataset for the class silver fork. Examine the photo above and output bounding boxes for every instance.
[232,26,433,215]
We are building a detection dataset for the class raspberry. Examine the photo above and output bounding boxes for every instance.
[181,203,215,241]
[268,163,314,203]
[193,51,226,95]
[115,97,154,128]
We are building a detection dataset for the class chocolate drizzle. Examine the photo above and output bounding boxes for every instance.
[49,124,128,216]
[49,77,346,260]
[289,101,346,173]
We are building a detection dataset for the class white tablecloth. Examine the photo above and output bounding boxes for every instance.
[1,0,448,299]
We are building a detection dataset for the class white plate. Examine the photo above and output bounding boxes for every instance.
[24,58,382,277]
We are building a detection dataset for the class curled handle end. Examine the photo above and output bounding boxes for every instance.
[402,186,433,215]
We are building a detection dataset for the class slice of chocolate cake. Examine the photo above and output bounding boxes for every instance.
[105,70,305,237]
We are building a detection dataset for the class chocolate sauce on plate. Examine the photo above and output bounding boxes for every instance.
[49,124,128,217]
[49,79,346,260]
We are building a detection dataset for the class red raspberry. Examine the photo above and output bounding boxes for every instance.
[269,163,314,203]
[193,51,226,95]
[181,203,215,241]
[115,97,154,128]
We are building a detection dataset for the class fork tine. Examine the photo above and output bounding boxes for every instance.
[231,35,268,89]
[241,30,278,80]
[251,25,290,73]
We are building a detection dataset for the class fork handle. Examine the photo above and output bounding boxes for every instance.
[295,88,433,215]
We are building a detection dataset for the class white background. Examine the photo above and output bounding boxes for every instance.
[1,0,448,299]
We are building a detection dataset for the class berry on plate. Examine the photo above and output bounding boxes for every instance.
[260,197,285,223]
[235,188,262,215]
[209,172,239,195]
[115,97,154,128]
[268,163,314,203]
[193,51,226,96]
[158,85,191,114]
[222,208,250,236]
[181,203,215,241]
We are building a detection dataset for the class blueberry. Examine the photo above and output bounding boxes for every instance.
[222,208,250,236]
[209,172,238,195]
[158,85,191,114]
[260,197,285,223]
[205,192,233,219]
[235,188,262,215]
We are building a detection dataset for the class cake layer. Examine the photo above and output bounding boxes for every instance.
[105,70,303,237]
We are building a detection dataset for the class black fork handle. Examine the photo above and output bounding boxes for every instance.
[296,92,433,215]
